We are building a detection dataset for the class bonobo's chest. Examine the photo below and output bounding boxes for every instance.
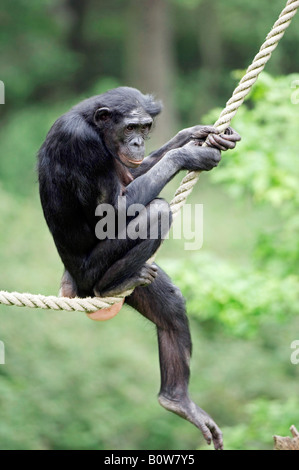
[95,161,134,209]
[113,159,134,195]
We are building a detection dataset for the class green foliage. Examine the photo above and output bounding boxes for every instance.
[169,0,203,9]
[199,398,299,450]
[0,0,79,106]
[205,72,299,275]
[0,105,67,196]
[163,253,299,338]
[207,73,299,206]
[223,398,299,450]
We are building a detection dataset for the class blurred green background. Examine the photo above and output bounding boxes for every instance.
[1,0,299,450]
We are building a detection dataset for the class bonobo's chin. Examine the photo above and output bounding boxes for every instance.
[127,158,143,168]
[119,153,144,168]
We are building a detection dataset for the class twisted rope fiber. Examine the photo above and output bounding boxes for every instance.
[0,0,298,314]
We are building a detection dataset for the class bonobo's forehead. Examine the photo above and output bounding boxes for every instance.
[98,87,162,117]
[125,107,152,123]
[129,107,147,117]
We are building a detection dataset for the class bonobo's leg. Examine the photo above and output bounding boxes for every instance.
[61,198,172,298]
[94,198,171,297]
[125,266,223,451]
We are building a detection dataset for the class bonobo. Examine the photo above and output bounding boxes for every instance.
[38,87,240,450]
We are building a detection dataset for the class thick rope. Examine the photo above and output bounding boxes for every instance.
[0,0,298,314]
[0,291,129,312]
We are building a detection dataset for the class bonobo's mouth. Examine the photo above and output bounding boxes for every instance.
[118,152,143,168]
[127,158,143,165]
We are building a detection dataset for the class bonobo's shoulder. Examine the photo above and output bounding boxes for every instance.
[48,109,98,143]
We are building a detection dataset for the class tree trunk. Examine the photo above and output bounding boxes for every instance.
[65,0,93,91]
[196,0,223,117]
[124,0,178,146]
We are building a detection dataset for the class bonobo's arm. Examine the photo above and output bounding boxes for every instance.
[125,143,220,209]
[131,126,240,178]
[125,128,241,208]
[130,125,215,178]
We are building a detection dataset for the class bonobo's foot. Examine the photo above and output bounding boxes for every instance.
[158,394,223,450]
[95,264,158,297]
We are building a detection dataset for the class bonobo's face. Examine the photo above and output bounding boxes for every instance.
[94,107,153,168]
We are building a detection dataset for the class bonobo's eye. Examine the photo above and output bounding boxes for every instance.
[126,125,134,132]
[141,123,152,132]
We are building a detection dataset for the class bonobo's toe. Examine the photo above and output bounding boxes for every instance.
[138,264,158,286]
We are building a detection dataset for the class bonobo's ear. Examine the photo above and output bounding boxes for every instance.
[94,107,112,125]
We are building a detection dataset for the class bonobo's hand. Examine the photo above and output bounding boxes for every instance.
[204,126,241,151]
[178,125,241,151]
[177,125,218,146]
[178,126,241,172]
[178,137,222,172]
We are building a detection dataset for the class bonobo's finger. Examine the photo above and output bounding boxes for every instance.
[196,405,223,450]
[148,271,158,281]
[191,126,218,139]
[208,420,224,451]
[224,127,233,135]
[199,423,213,446]
[213,134,236,150]
[223,127,241,141]
[206,134,227,151]
[220,133,239,142]
[141,271,154,281]
[140,277,152,286]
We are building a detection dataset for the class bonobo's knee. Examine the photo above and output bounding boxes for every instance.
[148,198,172,240]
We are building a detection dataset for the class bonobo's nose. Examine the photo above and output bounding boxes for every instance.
[131,137,144,148]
